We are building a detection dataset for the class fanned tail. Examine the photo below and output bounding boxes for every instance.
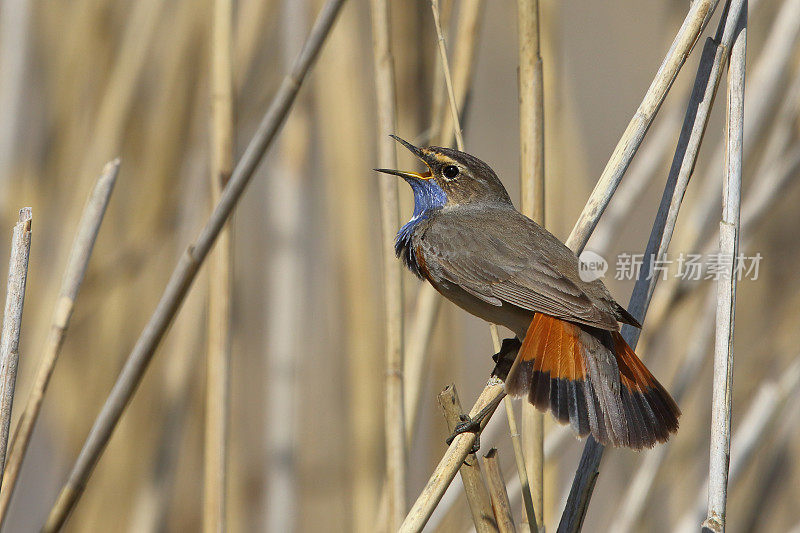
[505,313,680,449]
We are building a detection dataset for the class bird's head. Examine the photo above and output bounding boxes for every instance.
[375,135,512,217]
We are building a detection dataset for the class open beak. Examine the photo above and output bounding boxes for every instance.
[374,135,434,180]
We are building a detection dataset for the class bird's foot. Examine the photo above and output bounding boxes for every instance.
[446,413,482,454]
[491,337,521,381]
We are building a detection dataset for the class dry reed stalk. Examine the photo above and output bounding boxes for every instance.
[704,5,746,531]
[0,208,32,481]
[422,4,499,531]
[482,449,516,533]
[622,132,800,523]
[0,161,118,523]
[368,0,406,528]
[41,2,346,529]
[502,398,537,533]
[204,0,235,530]
[436,0,484,148]
[439,385,497,532]
[676,0,800,249]
[679,359,800,532]
[431,0,464,151]
[376,4,485,527]
[566,0,718,247]
[517,1,545,527]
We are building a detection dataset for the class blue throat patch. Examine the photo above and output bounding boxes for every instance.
[395,179,447,278]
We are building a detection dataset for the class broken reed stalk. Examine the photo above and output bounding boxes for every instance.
[558,3,745,529]
[483,449,516,533]
[502,397,537,533]
[704,5,745,532]
[41,2,346,530]
[368,0,406,528]
[0,161,119,524]
[204,0,234,530]
[438,385,497,532]
[0,208,32,482]
[400,380,505,532]
[401,4,720,528]
[516,0,545,528]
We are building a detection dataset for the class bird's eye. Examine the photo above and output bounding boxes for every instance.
[442,165,459,179]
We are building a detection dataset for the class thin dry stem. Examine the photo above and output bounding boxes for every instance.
[704,5,746,531]
[41,2,346,529]
[431,0,464,151]
[517,1,545,527]
[204,0,234,530]
[0,208,32,482]
[483,449,516,533]
[0,161,118,524]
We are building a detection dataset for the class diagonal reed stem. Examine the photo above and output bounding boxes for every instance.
[41,2,346,530]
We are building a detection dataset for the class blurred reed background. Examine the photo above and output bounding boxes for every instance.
[0,0,797,531]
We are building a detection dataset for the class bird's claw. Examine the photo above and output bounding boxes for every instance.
[445,414,482,454]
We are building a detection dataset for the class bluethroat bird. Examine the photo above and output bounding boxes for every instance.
[376,136,680,449]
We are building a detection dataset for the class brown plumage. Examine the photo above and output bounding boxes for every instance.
[376,137,680,449]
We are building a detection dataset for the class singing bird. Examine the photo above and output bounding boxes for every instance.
[376,136,679,449]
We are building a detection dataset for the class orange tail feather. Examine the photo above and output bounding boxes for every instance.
[505,313,680,449]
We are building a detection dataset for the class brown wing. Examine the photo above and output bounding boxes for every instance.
[417,206,628,330]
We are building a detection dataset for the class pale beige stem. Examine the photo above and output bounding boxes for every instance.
[0,208,32,482]
[705,4,746,530]
[517,0,545,528]
[483,449,517,533]
[204,0,234,530]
